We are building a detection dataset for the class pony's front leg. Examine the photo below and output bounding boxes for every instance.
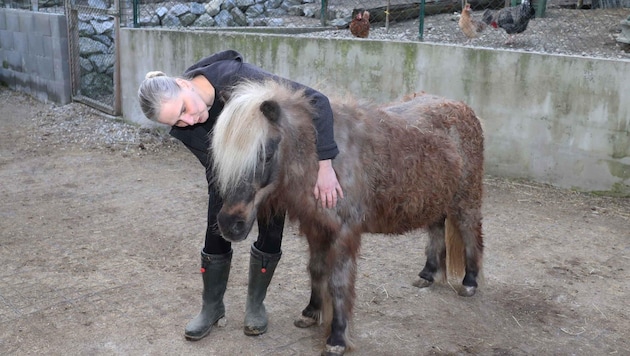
[324,236,359,356]
[414,218,446,288]
[294,240,328,328]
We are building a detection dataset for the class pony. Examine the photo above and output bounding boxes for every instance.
[211,80,485,356]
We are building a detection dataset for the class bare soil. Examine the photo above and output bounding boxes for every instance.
[0,86,629,355]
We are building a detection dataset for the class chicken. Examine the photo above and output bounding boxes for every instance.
[458,3,487,43]
[482,0,535,44]
[350,10,370,38]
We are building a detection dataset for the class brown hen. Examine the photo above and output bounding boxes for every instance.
[350,10,370,38]
[459,3,486,43]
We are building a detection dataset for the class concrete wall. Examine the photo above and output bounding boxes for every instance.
[120,29,630,196]
[0,9,71,104]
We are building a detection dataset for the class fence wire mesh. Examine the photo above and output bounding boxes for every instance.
[55,0,120,113]
[2,0,629,60]
[128,0,629,59]
[131,0,482,29]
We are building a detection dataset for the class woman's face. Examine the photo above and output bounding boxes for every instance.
[157,84,209,127]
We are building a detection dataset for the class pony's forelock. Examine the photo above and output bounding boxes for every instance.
[212,81,279,194]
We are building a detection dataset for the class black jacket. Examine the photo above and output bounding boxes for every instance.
[170,50,339,173]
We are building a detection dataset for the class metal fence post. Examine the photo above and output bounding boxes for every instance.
[418,0,425,41]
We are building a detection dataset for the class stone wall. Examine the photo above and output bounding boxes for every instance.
[134,0,351,28]
[76,0,350,101]
[0,1,349,105]
[1,1,353,104]
[76,13,116,101]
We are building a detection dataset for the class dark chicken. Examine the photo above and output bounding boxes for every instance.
[482,0,535,44]
[350,10,370,38]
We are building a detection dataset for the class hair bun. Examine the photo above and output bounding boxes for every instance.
[145,71,166,79]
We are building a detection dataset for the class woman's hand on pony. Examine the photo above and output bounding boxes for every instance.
[314,159,344,209]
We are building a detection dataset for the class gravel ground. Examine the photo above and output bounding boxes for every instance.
[23,96,178,154]
[301,6,630,60]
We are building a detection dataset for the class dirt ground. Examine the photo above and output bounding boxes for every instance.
[0,86,629,355]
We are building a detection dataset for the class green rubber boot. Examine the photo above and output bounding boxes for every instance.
[243,244,281,336]
[184,250,232,341]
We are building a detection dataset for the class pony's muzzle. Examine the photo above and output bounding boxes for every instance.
[217,211,250,242]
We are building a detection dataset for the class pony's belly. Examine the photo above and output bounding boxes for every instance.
[363,212,439,234]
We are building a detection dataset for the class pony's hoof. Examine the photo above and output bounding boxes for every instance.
[459,285,477,297]
[294,315,318,328]
[321,344,346,356]
[412,278,433,289]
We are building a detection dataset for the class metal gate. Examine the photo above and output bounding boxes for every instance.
[64,0,127,115]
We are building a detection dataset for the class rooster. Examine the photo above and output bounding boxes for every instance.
[459,3,487,43]
[482,0,535,44]
[350,10,370,38]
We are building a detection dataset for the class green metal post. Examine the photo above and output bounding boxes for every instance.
[133,0,138,28]
[320,0,327,26]
[418,0,425,41]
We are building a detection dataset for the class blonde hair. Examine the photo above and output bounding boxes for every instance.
[212,80,276,194]
[137,71,181,122]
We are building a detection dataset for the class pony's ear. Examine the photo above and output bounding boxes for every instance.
[260,100,281,123]
[218,90,231,104]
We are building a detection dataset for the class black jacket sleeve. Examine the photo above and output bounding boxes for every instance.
[302,89,338,160]
[171,50,339,167]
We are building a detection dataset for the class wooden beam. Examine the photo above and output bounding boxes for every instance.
[353,0,505,24]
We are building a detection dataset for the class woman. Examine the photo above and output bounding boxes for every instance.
[137,50,343,341]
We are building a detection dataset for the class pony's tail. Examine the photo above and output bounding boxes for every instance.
[445,217,466,280]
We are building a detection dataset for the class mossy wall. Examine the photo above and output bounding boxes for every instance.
[119,28,630,196]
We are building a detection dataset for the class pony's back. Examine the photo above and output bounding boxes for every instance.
[328,93,484,234]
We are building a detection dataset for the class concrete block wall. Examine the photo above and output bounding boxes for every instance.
[0,8,71,104]
[120,29,630,196]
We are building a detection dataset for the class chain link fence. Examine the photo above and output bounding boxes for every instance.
[127,0,519,35]
[126,0,630,59]
[131,1,433,29]
[67,0,120,113]
[0,0,630,111]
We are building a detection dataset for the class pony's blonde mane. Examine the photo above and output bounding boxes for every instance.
[212,80,282,195]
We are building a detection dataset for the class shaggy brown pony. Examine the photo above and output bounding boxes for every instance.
[211,80,485,356]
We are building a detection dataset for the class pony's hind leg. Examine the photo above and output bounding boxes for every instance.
[413,218,447,288]
[455,210,484,297]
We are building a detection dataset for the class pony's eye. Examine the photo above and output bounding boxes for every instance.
[264,152,274,164]
[262,139,280,166]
